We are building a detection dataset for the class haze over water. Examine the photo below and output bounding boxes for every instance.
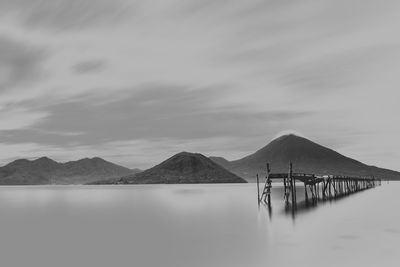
[0,183,397,267]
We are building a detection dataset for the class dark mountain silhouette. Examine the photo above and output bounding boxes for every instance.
[210,134,400,181]
[92,152,247,184]
[0,157,137,185]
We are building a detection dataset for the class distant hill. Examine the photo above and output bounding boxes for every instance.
[208,156,230,168]
[91,152,247,184]
[210,134,400,181]
[0,157,138,185]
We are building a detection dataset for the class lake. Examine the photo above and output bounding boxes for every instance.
[0,182,398,267]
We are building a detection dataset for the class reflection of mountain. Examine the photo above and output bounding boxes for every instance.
[0,157,137,185]
[210,134,400,181]
[92,152,247,184]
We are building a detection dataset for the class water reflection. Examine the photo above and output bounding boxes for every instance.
[260,184,379,222]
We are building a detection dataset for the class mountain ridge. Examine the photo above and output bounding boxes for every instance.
[0,157,138,185]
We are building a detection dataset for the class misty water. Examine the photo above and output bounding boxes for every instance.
[0,183,398,267]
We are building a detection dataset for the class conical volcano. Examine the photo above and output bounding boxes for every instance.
[114,152,247,184]
[211,134,400,181]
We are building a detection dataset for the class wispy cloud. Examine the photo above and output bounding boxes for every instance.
[1,86,312,147]
[0,107,47,130]
[0,0,133,31]
[72,60,106,74]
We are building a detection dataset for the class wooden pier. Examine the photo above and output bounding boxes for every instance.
[257,163,382,206]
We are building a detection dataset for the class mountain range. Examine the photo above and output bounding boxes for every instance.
[1,134,399,185]
[0,157,139,185]
[209,134,400,181]
[90,152,246,184]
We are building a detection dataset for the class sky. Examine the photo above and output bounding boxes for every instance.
[0,0,400,170]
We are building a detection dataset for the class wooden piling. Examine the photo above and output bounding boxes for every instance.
[256,174,260,205]
[267,178,271,206]
[304,183,309,202]
[266,163,271,206]
[289,162,296,205]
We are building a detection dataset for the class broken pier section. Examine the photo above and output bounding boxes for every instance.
[257,163,382,206]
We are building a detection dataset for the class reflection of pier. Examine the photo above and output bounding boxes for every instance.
[257,163,382,207]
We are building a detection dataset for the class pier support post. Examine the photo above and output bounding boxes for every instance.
[304,183,309,203]
[266,163,271,206]
[289,162,296,206]
[256,174,260,205]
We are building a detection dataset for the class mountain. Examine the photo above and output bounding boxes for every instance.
[0,157,138,185]
[208,156,230,168]
[92,152,247,184]
[210,134,400,181]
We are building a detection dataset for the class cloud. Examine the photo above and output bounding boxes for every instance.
[0,36,47,91]
[276,44,400,92]
[0,0,133,31]
[0,85,312,147]
[72,60,106,74]
[0,107,47,130]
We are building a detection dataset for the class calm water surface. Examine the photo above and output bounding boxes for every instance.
[0,182,398,267]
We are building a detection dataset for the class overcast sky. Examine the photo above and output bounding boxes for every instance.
[1,0,400,170]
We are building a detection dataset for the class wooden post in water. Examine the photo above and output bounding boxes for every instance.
[256,174,260,205]
[289,162,296,205]
[304,182,309,203]
[313,184,317,201]
[266,163,271,206]
[283,173,288,204]
[333,179,337,198]
[293,165,297,204]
